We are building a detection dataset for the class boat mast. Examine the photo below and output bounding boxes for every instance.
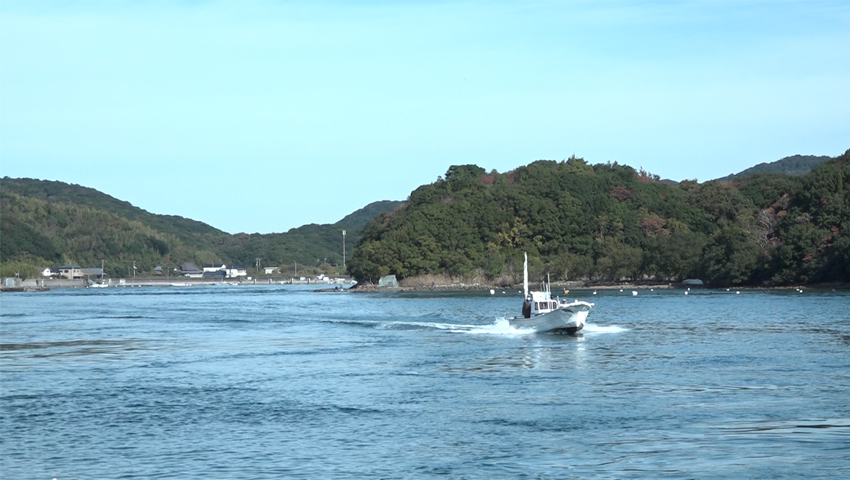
[523,252,528,298]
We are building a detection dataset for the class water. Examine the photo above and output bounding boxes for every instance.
[1,286,849,479]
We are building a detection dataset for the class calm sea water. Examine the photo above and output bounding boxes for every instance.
[1,285,849,479]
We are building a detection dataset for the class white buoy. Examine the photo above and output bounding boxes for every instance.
[632,290,638,296]
[685,291,689,295]
[489,289,495,295]
[502,291,506,294]
[619,289,623,292]
[736,291,740,294]
[650,288,654,292]
[593,290,597,295]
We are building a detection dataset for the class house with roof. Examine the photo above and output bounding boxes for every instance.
[153,266,164,276]
[59,264,83,279]
[80,267,104,279]
[41,267,59,278]
[178,262,203,278]
[264,266,280,275]
[203,270,227,279]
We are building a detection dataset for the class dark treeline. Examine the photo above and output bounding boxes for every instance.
[0,177,401,278]
[349,150,850,287]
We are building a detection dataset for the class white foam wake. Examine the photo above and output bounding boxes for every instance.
[582,323,628,334]
[464,317,529,335]
[375,318,621,336]
[376,320,479,331]
[375,316,531,335]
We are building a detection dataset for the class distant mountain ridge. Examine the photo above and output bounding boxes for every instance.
[718,154,832,181]
[0,176,401,278]
[4,147,847,286]
[335,200,402,230]
[1,177,227,250]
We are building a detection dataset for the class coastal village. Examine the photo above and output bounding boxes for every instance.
[2,262,354,291]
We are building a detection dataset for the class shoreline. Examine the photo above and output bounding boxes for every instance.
[1,276,349,291]
[347,282,850,293]
[4,277,847,293]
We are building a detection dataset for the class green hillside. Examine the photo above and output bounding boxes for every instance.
[349,151,850,287]
[211,201,403,272]
[336,200,403,230]
[0,178,399,278]
[4,150,847,287]
[718,154,831,181]
[1,188,225,278]
[1,177,227,247]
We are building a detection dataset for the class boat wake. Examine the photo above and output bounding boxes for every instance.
[327,316,622,336]
[376,320,479,331]
[582,323,628,334]
[372,317,528,335]
[464,317,528,335]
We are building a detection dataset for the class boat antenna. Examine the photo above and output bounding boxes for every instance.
[523,252,529,298]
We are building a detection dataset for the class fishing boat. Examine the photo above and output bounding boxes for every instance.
[508,253,593,335]
[88,260,109,288]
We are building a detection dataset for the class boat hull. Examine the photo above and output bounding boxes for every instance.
[509,301,592,334]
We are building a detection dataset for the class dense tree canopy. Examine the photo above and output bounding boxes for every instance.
[349,150,850,287]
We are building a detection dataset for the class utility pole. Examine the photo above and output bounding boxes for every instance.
[133,261,136,278]
[342,230,346,268]
[256,257,261,277]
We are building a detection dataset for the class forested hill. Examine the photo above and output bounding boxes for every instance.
[349,150,850,287]
[336,200,403,230]
[1,177,228,252]
[718,154,832,181]
[0,177,400,278]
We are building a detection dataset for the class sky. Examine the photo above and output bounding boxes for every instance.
[1,1,848,234]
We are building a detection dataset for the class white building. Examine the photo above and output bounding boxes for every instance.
[227,266,248,278]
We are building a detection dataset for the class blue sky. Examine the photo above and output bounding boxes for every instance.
[2,1,848,234]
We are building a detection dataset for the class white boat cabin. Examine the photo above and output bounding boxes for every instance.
[529,291,560,314]
[520,253,569,318]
